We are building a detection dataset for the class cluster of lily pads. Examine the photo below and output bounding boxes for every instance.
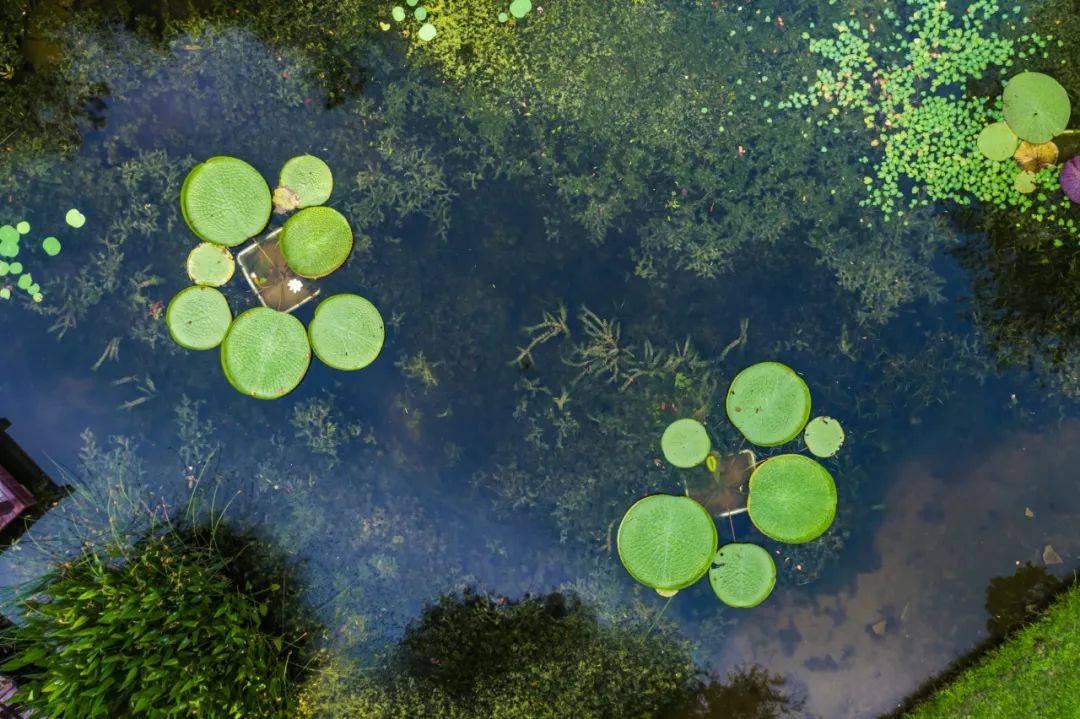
[617,362,844,608]
[976,72,1079,206]
[0,210,81,303]
[382,0,531,38]
[784,0,1078,240]
[166,155,385,399]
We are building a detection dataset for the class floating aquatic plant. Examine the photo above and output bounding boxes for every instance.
[64,209,86,229]
[276,154,334,211]
[181,156,272,247]
[747,454,837,544]
[725,361,811,446]
[186,242,236,287]
[617,494,717,593]
[508,0,532,19]
[279,206,353,279]
[166,285,233,350]
[1062,157,1080,204]
[803,416,845,458]
[709,543,776,608]
[221,307,312,399]
[1002,71,1071,144]
[1012,140,1059,173]
[660,418,711,468]
[308,294,385,371]
[977,122,1020,162]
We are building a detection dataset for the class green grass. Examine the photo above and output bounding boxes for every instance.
[904,585,1080,718]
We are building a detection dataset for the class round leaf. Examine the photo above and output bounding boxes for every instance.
[747,454,837,544]
[660,418,711,468]
[186,242,236,287]
[1013,140,1058,172]
[166,286,232,351]
[417,23,437,41]
[277,155,333,209]
[181,157,271,247]
[976,122,1019,162]
[1002,72,1071,144]
[617,494,717,592]
[41,237,61,256]
[803,416,845,458]
[1014,170,1037,194]
[510,0,532,18]
[725,362,812,446]
[65,209,86,228]
[221,308,311,399]
[709,543,776,608]
[309,294,385,371]
[279,206,354,279]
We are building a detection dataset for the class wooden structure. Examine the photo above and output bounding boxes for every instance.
[0,418,69,547]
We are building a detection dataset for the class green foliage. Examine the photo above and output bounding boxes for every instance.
[784,0,1078,237]
[2,529,302,718]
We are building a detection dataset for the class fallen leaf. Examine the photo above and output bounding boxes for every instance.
[1013,140,1059,172]
[1025,507,1034,518]
[1043,544,1063,565]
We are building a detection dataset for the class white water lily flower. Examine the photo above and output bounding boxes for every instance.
[287,278,303,294]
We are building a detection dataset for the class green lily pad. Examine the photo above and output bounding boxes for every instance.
[41,237,61,256]
[617,494,717,592]
[65,209,86,228]
[417,22,437,41]
[414,6,427,20]
[804,416,844,458]
[308,294,385,371]
[17,273,31,290]
[279,206,353,278]
[726,361,811,446]
[498,11,508,22]
[8,262,21,274]
[181,156,271,247]
[509,0,532,18]
[1003,72,1071,144]
[709,543,776,608]
[1014,170,1037,194]
[977,122,1020,162]
[186,242,235,287]
[747,454,837,544]
[15,221,29,235]
[392,5,406,21]
[221,307,311,399]
[0,288,8,300]
[660,418,711,468]
[278,155,334,209]
[166,286,233,351]
[0,261,8,276]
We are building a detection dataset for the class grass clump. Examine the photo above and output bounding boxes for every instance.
[1,525,308,718]
[903,583,1080,718]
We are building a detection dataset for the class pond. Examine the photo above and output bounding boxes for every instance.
[1,0,1078,717]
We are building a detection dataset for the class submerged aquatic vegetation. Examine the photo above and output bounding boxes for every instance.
[785,0,1079,239]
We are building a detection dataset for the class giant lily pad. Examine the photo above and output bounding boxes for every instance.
[181,157,272,247]
[277,155,333,210]
[1061,156,1080,204]
[308,293,385,370]
[221,307,311,399]
[186,242,235,287]
[661,418,711,468]
[617,494,717,592]
[748,454,836,544]
[709,543,776,608]
[726,362,811,446]
[166,286,232,351]
[279,206,353,278]
[804,416,845,458]
[1003,72,1071,144]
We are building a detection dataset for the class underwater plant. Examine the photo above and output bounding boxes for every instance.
[785,0,1079,240]
[617,361,844,608]
[167,155,385,399]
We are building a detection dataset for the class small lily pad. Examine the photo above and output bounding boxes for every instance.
[509,0,533,18]
[660,418,711,468]
[0,261,8,275]
[221,307,311,399]
[186,242,235,287]
[804,416,845,458]
[308,294,385,370]
[976,122,1020,162]
[15,221,29,235]
[0,288,9,300]
[392,5,406,21]
[617,494,717,592]
[1014,170,1037,194]
[277,155,333,209]
[498,11,508,22]
[414,6,427,20]
[279,206,353,278]
[166,286,233,351]
[726,361,812,446]
[747,454,837,544]
[8,262,22,274]
[709,543,776,608]
[41,237,61,257]
[1003,72,1071,144]
[181,156,271,247]
[417,22,437,41]
[17,273,31,290]
[65,209,86,228]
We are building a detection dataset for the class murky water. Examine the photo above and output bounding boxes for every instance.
[1,2,1077,717]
